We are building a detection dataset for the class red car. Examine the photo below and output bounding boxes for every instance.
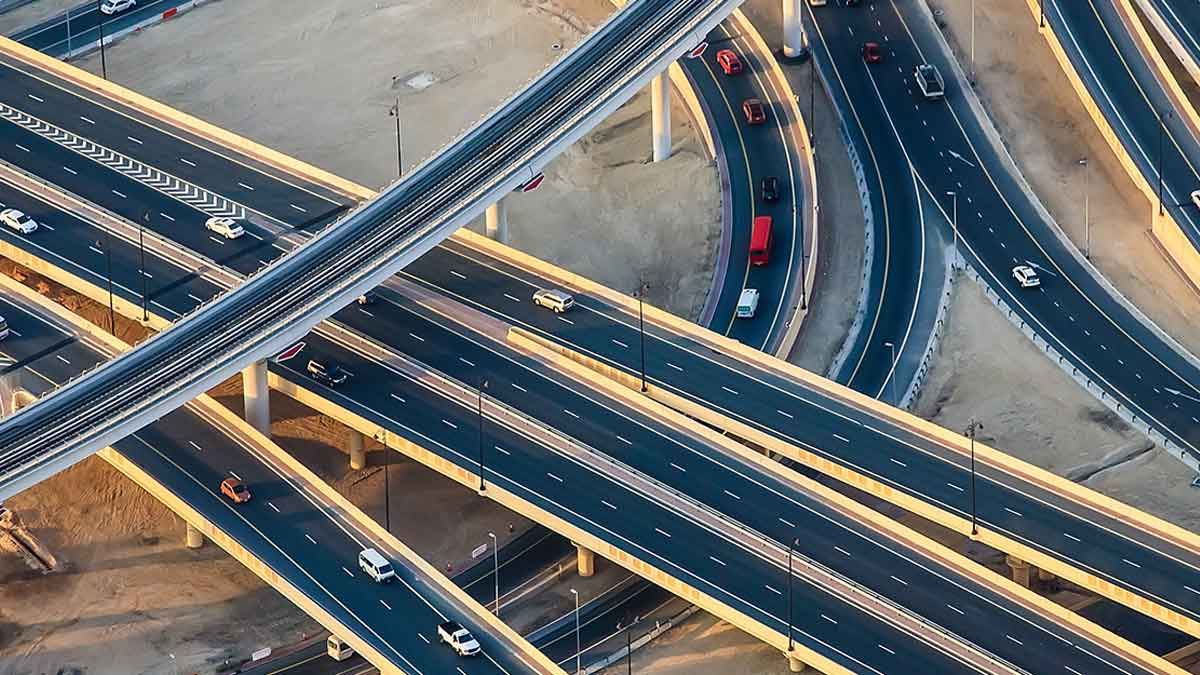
[220,477,252,504]
[742,98,767,125]
[716,49,743,76]
[862,42,883,64]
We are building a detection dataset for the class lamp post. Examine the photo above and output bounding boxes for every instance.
[625,616,636,675]
[1158,109,1172,217]
[139,212,149,322]
[1039,0,1045,28]
[388,98,403,178]
[636,279,648,392]
[488,531,499,616]
[883,341,898,407]
[970,0,977,84]
[376,428,390,533]
[946,190,959,264]
[786,537,796,653]
[570,588,581,674]
[65,7,72,56]
[964,419,983,536]
[478,378,488,492]
[1078,157,1090,259]
[96,0,107,80]
[99,232,115,333]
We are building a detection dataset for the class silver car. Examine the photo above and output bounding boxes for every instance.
[532,289,575,313]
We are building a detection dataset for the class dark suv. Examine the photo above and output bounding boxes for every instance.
[307,359,348,386]
[760,176,780,203]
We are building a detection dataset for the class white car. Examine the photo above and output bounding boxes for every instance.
[205,216,245,239]
[0,209,38,234]
[99,0,135,15]
[1012,264,1041,288]
[736,288,760,318]
[532,288,574,313]
[1191,189,1200,210]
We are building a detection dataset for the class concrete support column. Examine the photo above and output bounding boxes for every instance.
[348,429,366,470]
[787,653,806,672]
[782,0,807,59]
[576,544,595,577]
[1006,554,1032,588]
[651,71,671,162]
[485,199,509,244]
[185,522,204,549]
[242,360,270,436]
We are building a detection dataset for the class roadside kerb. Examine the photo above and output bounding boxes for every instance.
[1019,0,1200,290]
[506,325,1189,675]
[1129,0,1200,87]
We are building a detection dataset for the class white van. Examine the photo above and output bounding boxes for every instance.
[358,548,395,583]
[0,314,9,340]
[327,635,355,661]
[736,289,760,318]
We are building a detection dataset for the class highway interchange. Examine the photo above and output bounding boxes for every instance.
[3,0,1200,673]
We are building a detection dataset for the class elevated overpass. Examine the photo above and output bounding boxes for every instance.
[0,275,560,675]
[2,6,1200,662]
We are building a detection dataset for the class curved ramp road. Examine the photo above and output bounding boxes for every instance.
[1134,0,1200,85]
[0,0,746,493]
[0,293,543,675]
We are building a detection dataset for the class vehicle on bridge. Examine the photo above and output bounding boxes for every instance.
[205,216,246,240]
[750,216,773,266]
[306,359,348,386]
[716,49,743,76]
[437,621,481,657]
[0,209,38,234]
[220,476,251,504]
[99,0,135,15]
[914,64,945,100]
[1191,189,1200,210]
[760,176,780,203]
[1012,265,1041,289]
[736,288,760,318]
[862,42,883,64]
[0,315,9,341]
[742,98,767,125]
[327,635,355,661]
[358,548,395,583]
[533,288,574,313]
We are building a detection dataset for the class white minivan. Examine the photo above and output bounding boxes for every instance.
[736,288,760,318]
[358,547,395,583]
[327,635,355,661]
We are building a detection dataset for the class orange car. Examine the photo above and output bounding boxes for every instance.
[742,98,767,125]
[220,477,252,504]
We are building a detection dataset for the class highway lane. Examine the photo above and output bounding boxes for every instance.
[0,175,1166,675]
[12,0,205,59]
[0,294,535,675]
[1140,0,1200,84]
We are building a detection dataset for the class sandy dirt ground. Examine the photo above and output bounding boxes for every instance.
[0,0,75,35]
[602,610,787,675]
[67,0,720,318]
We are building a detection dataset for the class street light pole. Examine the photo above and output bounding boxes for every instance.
[883,341,898,407]
[1158,109,1172,216]
[786,538,795,653]
[388,98,403,178]
[478,378,488,492]
[488,531,499,616]
[570,588,581,675]
[96,0,107,80]
[946,190,958,264]
[1039,0,1045,28]
[100,231,115,334]
[139,212,149,322]
[66,7,72,56]
[637,280,648,392]
[1078,157,1090,259]
[970,0,976,84]
[377,428,390,533]
[964,419,983,536]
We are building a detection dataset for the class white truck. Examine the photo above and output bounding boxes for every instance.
[914,64,945,100]
[437,621,482,657]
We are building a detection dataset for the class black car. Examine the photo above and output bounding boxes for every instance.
[307,359,348,386]
[357,291,378,306]
[760,176,780,203]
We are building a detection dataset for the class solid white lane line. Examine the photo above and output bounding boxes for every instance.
[1185,586,1200,596]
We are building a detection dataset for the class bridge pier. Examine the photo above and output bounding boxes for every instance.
[348,429,366,470]
[575,544,595,577]
[1006,554,1032,588]
[651,70,671,162]
[786,652,806,672]
[185,522,204,549]
[485,199,509,244]
[782,0,809,59]
[242,360,270,436]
